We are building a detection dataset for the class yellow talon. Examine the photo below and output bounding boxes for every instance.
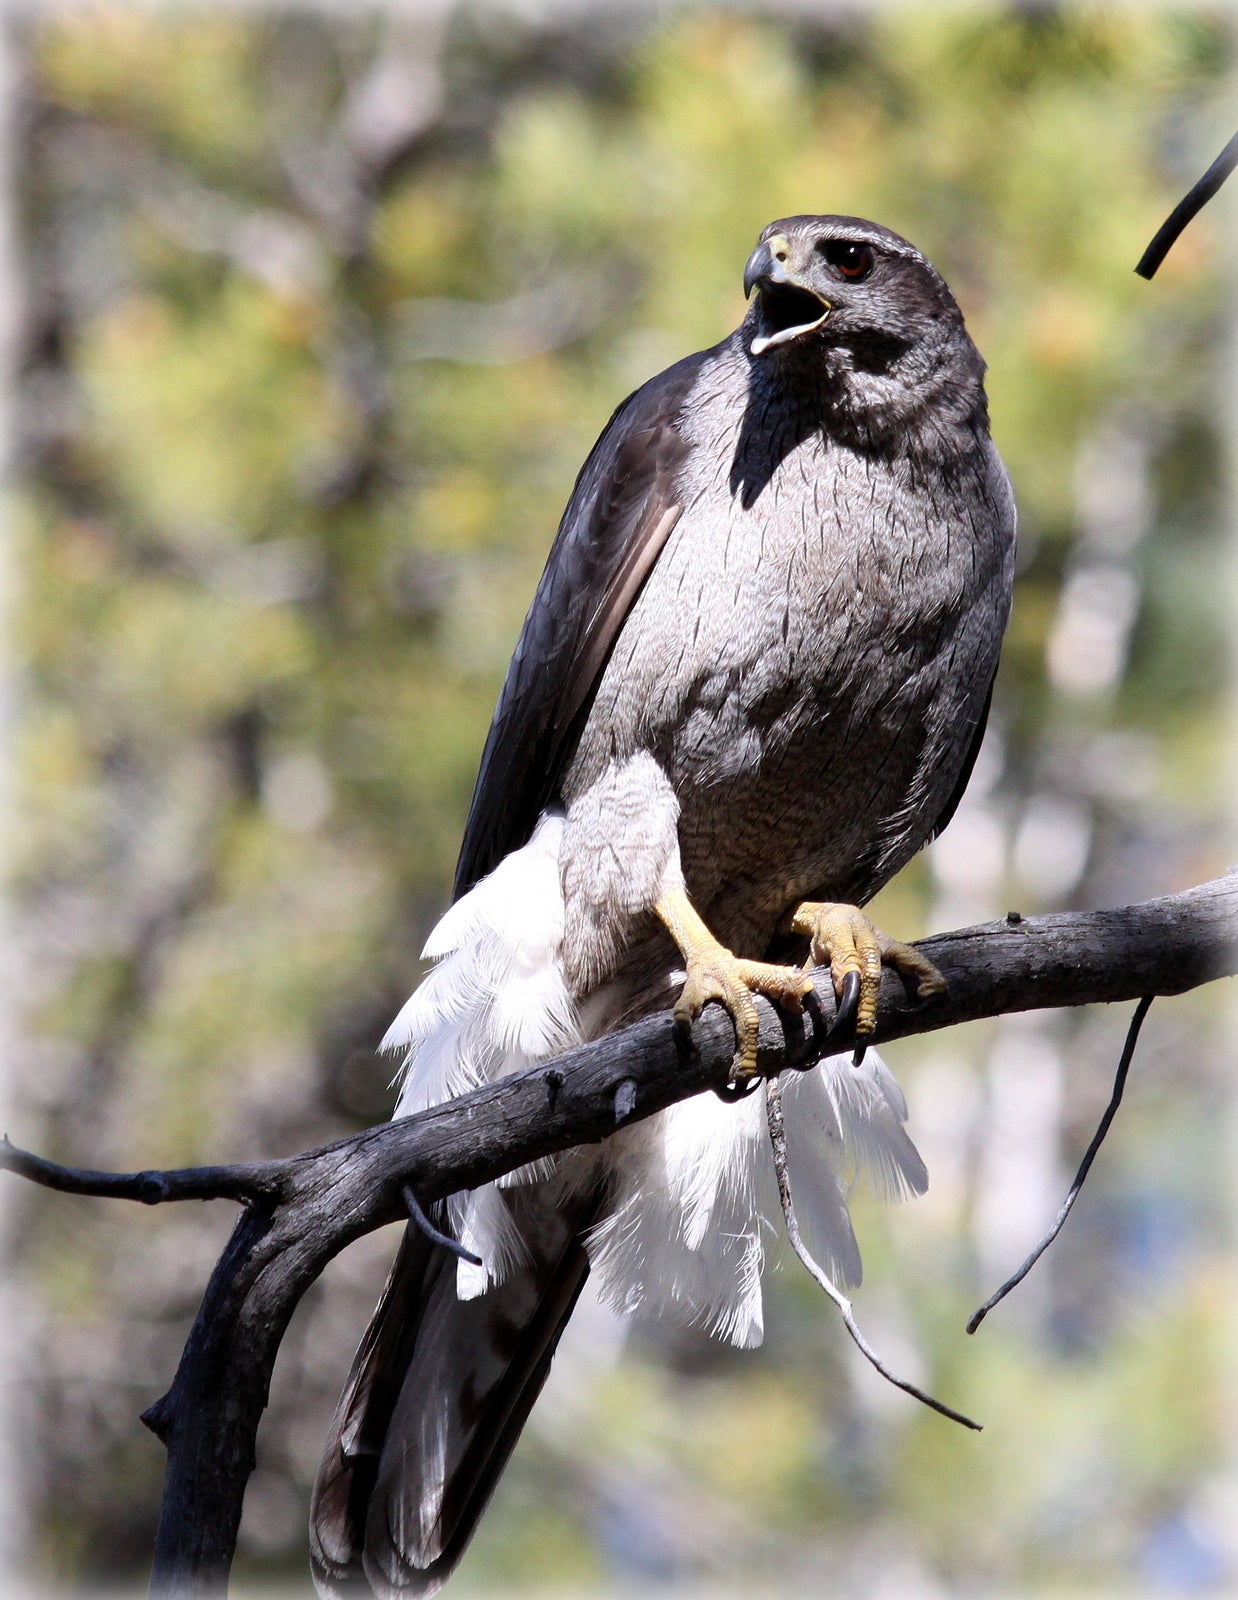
[656,888,812,1082]
[789,901,945,1038]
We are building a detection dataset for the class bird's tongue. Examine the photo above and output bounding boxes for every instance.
[752,282,829,355]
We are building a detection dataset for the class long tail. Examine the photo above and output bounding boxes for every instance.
[310,1185,596,1599]
[310,815,588,1598]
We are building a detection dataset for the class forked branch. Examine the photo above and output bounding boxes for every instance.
[3,874,1235,1598]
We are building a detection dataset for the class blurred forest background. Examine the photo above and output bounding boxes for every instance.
[4,2,1233,1596]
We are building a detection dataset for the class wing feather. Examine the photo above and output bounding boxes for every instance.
[929,674,995,841]
[453,348,714,897]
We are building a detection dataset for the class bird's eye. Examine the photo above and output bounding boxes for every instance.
[821,240,875,281]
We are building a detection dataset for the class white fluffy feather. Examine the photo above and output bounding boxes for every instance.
[387,810,928,1339]
[387,812,581,1298]
[585,1048,927,1347]
[387,812,579,1116]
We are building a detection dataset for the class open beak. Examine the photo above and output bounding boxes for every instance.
[744,235,831,356]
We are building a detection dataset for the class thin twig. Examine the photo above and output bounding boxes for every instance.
[967,995,1155,1334]
[403,1183,482,1266]
[1135,133,1238,279]
[0,1135,283,1205]
[764,1076,982,1432]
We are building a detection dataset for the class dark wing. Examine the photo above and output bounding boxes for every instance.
[929,674,995,840]
[453,347,715,899]
[929,438,1014,842]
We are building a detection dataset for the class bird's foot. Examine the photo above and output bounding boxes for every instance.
[789,901,945,1045]
[656,888,812,1085]
[676,948,814,1083]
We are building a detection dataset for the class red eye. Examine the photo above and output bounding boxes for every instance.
[822,239,875,281]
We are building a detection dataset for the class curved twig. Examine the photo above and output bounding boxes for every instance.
[1136,132,1238,279]
[966,994,1155,1333]
[765,1075,982,1431]
[0,1137,283,1205]
[403,1184,482,1266]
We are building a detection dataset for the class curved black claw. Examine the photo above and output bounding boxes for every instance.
[674,1005,759,1101]
[672,1011,698,1058]
[802,984,832,1061]
[829,969,862,1044]
[713,1072,763,1103]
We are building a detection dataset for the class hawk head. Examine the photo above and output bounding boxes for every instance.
[741,213,985,426]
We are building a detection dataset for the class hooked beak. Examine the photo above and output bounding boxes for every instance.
[744,233,831,356]
[743,238,782,299]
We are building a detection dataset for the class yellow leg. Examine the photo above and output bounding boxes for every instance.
[655,888,813,1082]
[789,901,945,1039]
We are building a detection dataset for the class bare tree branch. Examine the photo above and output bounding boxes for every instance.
[3,874,1235,1598]
[1135,130,1238,279]
[0,1142,281,1206]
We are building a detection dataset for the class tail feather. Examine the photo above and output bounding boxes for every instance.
[447,1183,532,1300]
[310,1224,448,1594]
[310,1188,596,1600]
[312,819,593,1598]
[822,1052,928,1203]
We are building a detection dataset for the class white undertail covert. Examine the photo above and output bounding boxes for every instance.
[385,813,928,1346]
